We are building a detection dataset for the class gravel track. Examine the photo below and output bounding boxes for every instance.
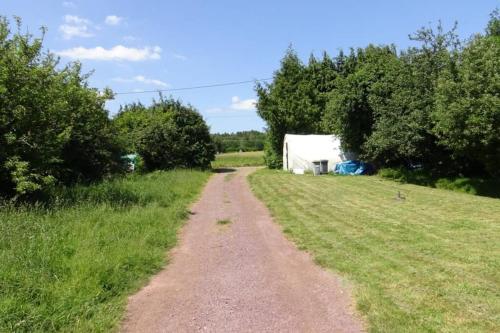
[121,167,364,332]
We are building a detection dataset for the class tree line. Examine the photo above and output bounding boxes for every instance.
[211,130,265,153]
[0,17,214,200]
[256,10,499,178]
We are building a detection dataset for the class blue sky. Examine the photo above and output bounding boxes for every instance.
[1,1,498,133]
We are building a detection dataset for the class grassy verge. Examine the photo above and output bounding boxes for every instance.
[379,167,500,199]
[249,169,500,332]
[0,170,210,332]
[211,151,264,168]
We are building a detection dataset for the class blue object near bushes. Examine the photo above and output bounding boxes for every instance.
[334,160,372,175]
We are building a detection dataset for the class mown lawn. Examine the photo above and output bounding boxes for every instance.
[211,151,264,168]
[0,170,210,332]
[249,169,500,333]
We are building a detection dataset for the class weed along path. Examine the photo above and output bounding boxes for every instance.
[122,167,364,332]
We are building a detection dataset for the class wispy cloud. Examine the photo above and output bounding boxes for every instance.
[56,45,162,61]
[62,1,76,8]
[105,15,124,26]
[122,35,138,42]
[206,96,257,113]
[113,75,169,88]
[172,53,187,61]
[59,15,94,39]
[230,96,256,110]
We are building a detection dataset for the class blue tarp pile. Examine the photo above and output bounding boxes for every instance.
[334,160,372,175]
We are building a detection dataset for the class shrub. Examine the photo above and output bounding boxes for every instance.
[117,98,215,171]
[378,167,500,198]
[0,17,122,199]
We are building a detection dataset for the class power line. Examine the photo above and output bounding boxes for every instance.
[113,77,273,95]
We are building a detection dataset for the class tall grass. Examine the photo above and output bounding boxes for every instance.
[0,170,209,332]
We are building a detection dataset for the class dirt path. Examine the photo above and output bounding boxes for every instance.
[122,167,364,332]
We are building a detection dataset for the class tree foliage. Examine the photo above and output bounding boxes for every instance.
[211,130,265,153]
[322,45,398,154]
[256,47,335,168]
[256,9,500,177]
[362,22,461,169]
[433,11,500,175]
[0,17,122,198]
[114,98,215,171]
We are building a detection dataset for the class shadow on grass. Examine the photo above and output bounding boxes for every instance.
[379,168,500,199]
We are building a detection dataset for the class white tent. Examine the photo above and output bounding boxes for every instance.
[282,134,354,173]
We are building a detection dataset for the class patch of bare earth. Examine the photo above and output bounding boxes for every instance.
[121,167,365,332]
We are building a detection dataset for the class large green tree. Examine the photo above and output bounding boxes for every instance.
[117,98,215,171]
[322,45,398,154]
[361,23,460,169]
[433,11,500,176]
[256,48,334,168]
[0,17,122,198]
[113,102,150,153]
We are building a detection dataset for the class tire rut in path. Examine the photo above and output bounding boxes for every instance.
[121,167,365,332]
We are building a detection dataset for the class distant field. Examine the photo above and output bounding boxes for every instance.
[211,151,265,168]
[0,170,209,332]
[249,170,500,332]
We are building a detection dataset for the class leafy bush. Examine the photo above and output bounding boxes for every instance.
[115,97,215,171]
[378,167,500,198]
[434,178,477,195]
[0,17,122,199]
[378,167,436,186]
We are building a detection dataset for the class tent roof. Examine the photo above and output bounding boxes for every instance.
[284,134,341,162]
[284,134,339,144]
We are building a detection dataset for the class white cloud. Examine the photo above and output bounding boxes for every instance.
[59,15,94,39]
[206,96,257,114]
[59,25,93,39]
[230,96,257,110]
[113,75,169,88]
[172,53,187,61]
[105,15,124,26]
[64,15,90,25]
[122,35,138,42]
[56,45,162,61]
[62,1,76,8]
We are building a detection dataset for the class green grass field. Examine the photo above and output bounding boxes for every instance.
[0,170,209,332]
[211,151,264,168]
[249,170,500,332]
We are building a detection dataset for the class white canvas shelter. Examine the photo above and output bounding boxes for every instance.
[283,134,354,173]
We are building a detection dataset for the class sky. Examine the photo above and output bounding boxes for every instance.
[1,0,498,133]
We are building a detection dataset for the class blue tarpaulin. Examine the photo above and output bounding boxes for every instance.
[334,160,372,175]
